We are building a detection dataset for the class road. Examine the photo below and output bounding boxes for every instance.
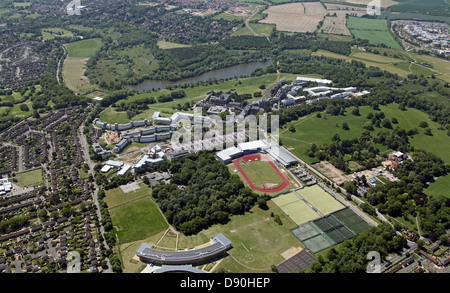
[245,7,260,37]
[79,124,112,273]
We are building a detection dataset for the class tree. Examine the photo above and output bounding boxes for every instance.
[342,122,349,130]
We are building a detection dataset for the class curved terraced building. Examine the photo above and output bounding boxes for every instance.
[136,233,232,266]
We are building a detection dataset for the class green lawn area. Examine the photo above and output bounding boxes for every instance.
[157,41,191,49]
[240,160,283,188]
[62,38,102,93]
[64,38,102,58]
[298,185,344,215]
[346,17,401,49]
[15,169,43,187]
[41,27,73,40]
[281,104,450,164]
[425,174,450,198]
[104,183,152,208]
[109,196,168,245]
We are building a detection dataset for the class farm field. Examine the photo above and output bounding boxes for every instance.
[280,104,450,165]
[346,17,402,49]
[343,0,398,7]
[62,38,102,93]
[311,48,437,78]
[320,3,367,36]
[157,41,190,49]
[389,0,449,15]
[260,2,326,33]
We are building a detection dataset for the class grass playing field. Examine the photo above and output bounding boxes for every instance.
[272,192,320,225]
[14,169,43,187]
[107,185,168,245]
[297,185,344,215]
[240,159,283,189]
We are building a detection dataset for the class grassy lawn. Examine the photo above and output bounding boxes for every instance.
[346,17,401,49]
[425,174,450,198]
[63,38,102,93]
[240,160,284,188]
[41,27,73,40]
[109,196,168,245]
[15,169,43,187]
[188,201,303,272]
[104,183,152,208]
[281,104,450,164]
[64,38,103,58]
[157,41,190,49]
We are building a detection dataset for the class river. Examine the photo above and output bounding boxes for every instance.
[127,60,273,92]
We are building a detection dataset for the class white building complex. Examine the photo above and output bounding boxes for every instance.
[215,139,297,167]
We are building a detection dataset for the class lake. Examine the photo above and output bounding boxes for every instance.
[127,60,273,91]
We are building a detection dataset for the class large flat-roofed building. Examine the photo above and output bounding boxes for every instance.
[136,233,232,266]
[266,146,297,167]
[237,140,269,154]
[296,76,332,86]
[215,146,243,164]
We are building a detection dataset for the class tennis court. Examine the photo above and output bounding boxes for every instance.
[333,207,371,234]
[291,208,369,254]
[298,185,344,215]
[272,192,320,225]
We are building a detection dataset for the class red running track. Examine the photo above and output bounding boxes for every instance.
[232,153,291,193]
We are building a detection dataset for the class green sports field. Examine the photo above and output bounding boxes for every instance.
[240,159,283,188]
[272,192,320,225]
[298,185,344,215]
[15,169,43,187]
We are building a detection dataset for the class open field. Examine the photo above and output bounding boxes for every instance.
[281,104,450,164]
[320,3,367,36]
[272,192,320,225]
[347,17,401,49]
[120,201,302,273]
[15,169,43,187]
[311,48,438,78]
[260,2,326,33]
[157,41,190,49]
[343,0,398,7]
[104,183,152,208]
[93,44,158,83]
[63,38,102,93]
[41,27,73,40]
[297,185,344,215]
[109,196,168,245]
[425,175,450,198]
